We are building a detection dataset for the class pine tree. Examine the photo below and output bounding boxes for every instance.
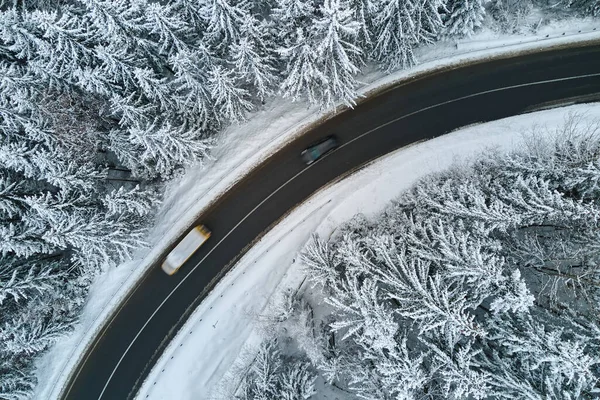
[102,185,159,218]
[486,312,600,397]
[170,48,215,125]
[424,335,491,399]
[278,362,317,400]
[0,262,59,307]
[108,93,156,128]
[278,0,363,107]
[271,0,315,39]
[132,68,176,113]
[0,172,23,220]
[240,341,282,399]
[326,275,399,351]
[202,0,251,50]
[444,0,486,38]
[142,3,190,56]
[349,0,378,50]
[278,28,327,105]
[0,362,35,400]
[125,119,214,178]
[80,0,162,68]
[366,337,431,399]
[567,0,600,16]
[229,15,279,101]
[0,296,74,357]
[370,237,485,337]
[489,269,535,314]
[371,0,444,71]
[371,0,419,71]
[0,222,52,259]
[172,0,209,31]
[208,65,253,122]
[301,235,339,289]
[94,44,140,91]
[313,0,363,106]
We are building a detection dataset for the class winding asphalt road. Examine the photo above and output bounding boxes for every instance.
[62,42,600,400]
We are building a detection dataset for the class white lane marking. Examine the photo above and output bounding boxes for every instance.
[95,71,600,400]
[340,72,600,150]
[97,165,315,399]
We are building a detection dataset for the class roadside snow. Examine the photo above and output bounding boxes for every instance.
[135,103,600,400]
[36,22,600,400]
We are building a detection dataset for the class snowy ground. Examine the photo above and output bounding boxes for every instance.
[135,103,600,400]
[37,20,600,400]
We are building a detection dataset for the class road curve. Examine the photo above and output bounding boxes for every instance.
[62,43,600,400]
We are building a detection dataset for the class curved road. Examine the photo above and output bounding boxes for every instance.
[63,43,600,400]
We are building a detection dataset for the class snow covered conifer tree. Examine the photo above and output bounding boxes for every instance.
[102,186,159,218]
[142,3,190,56]
[240,341,282,399]
[0,261,58,306]
[278,0,363,107]
[109,93,156,128]
[567,0,600,16]
[22,9,111,94]
[312,0,363,106]
[0,290,76,358]
[125,119,214,178]
[348,0,378,51]
[81,0,164,71]
[0,222,52,259]
[278,362,317,399]
[229,15,279,101]
[326,275,398,351]
[0,142,38,179]
[0,173,23,221]
[370,0,419,70]
[172,0,209,31]
[484,311,600,397]
[366,337,431,399]
[271,0,315,37]
[170,49,215,125]
[301,235,339,288]
[278,28,327,105]
[489,269,535,314]
[371,0,445,71]
[201,0,251,51]
[444,0,486,38]
[133,68,176,113]
[0,362,35,400]
[208,65,253,122]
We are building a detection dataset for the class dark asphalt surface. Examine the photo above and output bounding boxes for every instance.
[63,43,600,400]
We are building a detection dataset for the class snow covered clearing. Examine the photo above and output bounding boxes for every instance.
[135,103,600,400]
[37,24,600,399]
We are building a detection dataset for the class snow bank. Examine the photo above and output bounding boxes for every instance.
[135,103,600,400]
[37,22,600,400]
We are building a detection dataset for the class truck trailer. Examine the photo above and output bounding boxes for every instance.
[161,225,212,275]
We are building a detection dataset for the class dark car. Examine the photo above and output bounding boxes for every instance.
[301,136,338,165]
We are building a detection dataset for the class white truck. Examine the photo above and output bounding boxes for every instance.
[161,225,212,275]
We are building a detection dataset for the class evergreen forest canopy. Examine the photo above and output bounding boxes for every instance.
[241,118,600,399]
[0,0,598,397]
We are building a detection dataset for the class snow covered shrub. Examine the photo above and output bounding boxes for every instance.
[238,340,318,399]
[489,0,534,33]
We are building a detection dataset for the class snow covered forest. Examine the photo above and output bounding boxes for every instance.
[239,118,600,399]
[0,0,598,396]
